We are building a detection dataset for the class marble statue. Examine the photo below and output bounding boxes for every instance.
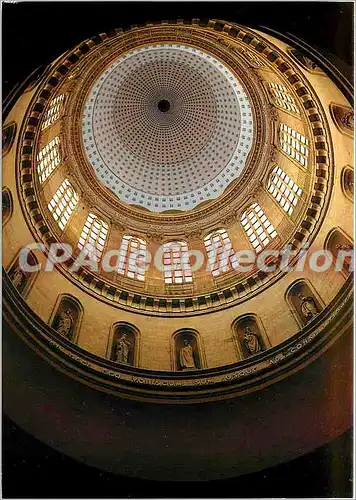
[341,111,354,131]
[298,293,319,322]
[115,333,131,364]
[244,326,261,355]
[2,196,8,212]
[179,340,196,370]
[335,243,354,272]
[56,309,74,338]
[292,50,320,71]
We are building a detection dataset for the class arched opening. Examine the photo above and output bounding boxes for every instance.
[330,103,354,136]
[50,294,83,343]
[2,187,13,226]
[163,240,192,284]
[173,329,202,371]
[2,122,17,156]
[117,235,147,281]
[325,228,353,278]
[286,280,323,328]
[233,315,267,359]
[110,323,138,366]
[341,166,354,201]
[7,251,39,298]
[204,228,236,277]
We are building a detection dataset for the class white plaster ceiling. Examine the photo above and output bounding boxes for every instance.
[82,44,253,212]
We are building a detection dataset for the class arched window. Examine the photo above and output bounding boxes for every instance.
[204,229,237,277]
[173,330,202,371]
[268,83,300,114]
[279,123,309,167]
[41,94,65,130]
[163,241,192,284]
[48,179,79,230]
[7,251,39,298]
[36,136,61,183]
[50,294,83,343]
[2,187,13,226]
[233,315,267,359]
[241,203,277,253]
[78,213,109,261]
[117,235,147,281]
[286,280,323,328]
[109,323,138,366]
[267,166,303,215]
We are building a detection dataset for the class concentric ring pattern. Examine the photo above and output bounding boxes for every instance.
[82,44,254,212]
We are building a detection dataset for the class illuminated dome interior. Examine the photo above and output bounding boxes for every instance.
[2,15,353,486]
[82,44,253,211]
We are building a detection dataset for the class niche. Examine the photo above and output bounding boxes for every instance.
[330,103,354,137]
[2,188,13,226]
[325,228,353,277]
[341,167,354,201]
[7,251,39,297]
[51,295,83,343]
[287,280,323,327]
[174,330,202,371]
[110,323,138,366]
[2,122,17,156]
[233,315,266,359]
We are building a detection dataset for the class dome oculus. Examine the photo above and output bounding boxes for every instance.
[82,44,254,212]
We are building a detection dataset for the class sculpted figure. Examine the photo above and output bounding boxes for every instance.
[2,196,9,212]
[56,309,74,338]
[115,333,131,364]
[244,326,261,355]
[341,111,354,131]
[292,50,319,71]
[11,267,25,290]
[335,243,354,272]
[179,340,196,370]
[302,55,319,71]
[298,293,319,322]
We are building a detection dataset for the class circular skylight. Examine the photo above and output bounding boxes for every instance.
[82,44,253,212]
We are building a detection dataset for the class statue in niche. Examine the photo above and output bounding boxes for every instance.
[243,326,261,355]
[335,243,354,272]
[2,195,9,212]
[2,125,15,153]
[301,56,319,71]
[298,293,319,322]
[115,333,131,364]
[331,104,354,134]
[291,49,320,71]
[56,309,74,338]
[341,111,354,131]
[179,339,196,370]
[11,267,26,290]
[346,177,354,192]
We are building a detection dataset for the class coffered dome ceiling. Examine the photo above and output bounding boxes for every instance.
[82,44,253,211]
